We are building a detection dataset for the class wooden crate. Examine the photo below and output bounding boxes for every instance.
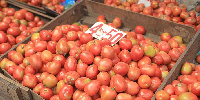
[151,30,200,100]
[6,0,54,22]
[7,0,60,17]
[0,0,197,99]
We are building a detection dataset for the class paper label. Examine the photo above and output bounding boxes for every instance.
[85,22,126,46]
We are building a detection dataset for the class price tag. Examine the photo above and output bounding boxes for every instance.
[138,0,151,7]
[85,22,126,46]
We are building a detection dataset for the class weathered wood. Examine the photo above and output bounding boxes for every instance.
[7,0,46,14]
[6,0,54,22]
[85,0,196,44]
[152,30,200,100]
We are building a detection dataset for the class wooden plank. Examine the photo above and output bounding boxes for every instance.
[85,0,196,44]
[151,30,200,100]
[7,0,46,14]
[6,0,54,22]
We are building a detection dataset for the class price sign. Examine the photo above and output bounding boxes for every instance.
[138,0,151,7]
[85,22,126,46]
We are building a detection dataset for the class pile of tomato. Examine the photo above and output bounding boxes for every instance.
[104,0,200,32]
[17,0,65,14]
[155,58,200,100]
[0,0,45,55]
[0,15,187,100]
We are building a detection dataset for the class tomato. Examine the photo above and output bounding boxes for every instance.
[164,7,172,16]
[70,24,81,32]
[65,31,78,41]
[135,26,145,34]
[7,27,20,37]
[43,74,58,88]
[100,86,117,100]
[64,56,77,72]
[112,17,121,28]
[39,30,52,41]
[156,90,170,100]
[13,66,24,81]
[143,7,153,15]
[181,62,193,75]
[128,67,141,81]
[184,17,197,25]
[119,49,132,63]
[164,84,175,96]
[190,82,200,96]
[76,62,88,77]
[138,75,151,89]
[75,77,91,90]
[116,93,132,100]
[41,50,53,64]
[63,71,80,85]
[86,64,98,80]
[22,74,37,89]
[84,80,101,96]
[89,43,102,56]
[100,45,115,59]
[110,74,127,92]
[137,89,154,100]
[40,88,53,100]
[39,72,49,83]
[160,51,171,65]
[174,83,188,95]
[113,62,129,76]
[24,65,36,75]
[130,45,144,61]
[46,61,61,75]
[37,21,45,27]
[140,64,155,77]
[138,56,151,68]
[7,65,16,75]
[7,35,15,45]
[29,54,43,70]
[34,41,47,52]
[178,92,198,100]
[125,81,140,95]
[56,39,70,56]
[6,8,15,16]
[33,83,44,94]
[46,41,56,54]
[152,53,163,65]
[80,33,93,44]
[50,95,60,100]
[97,15,105,21]
[96,72,110,86]
[149,77,161,92]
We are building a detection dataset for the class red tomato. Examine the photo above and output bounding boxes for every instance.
[47,41,57,54]
[156,90,170,100]
[138,75,151,89]
[40,88,53,100]
[125,81,140,95]
[84,80,101,96]
[43,74,58,88]
[0,43,11,54]
[29,54,43,70]
[112,17,122,28]
[138,56,151,68]
[13,66,24,81]
[164,84,175,95]
[56,39,70,55]
[86,64,98,80]
[113,62,129,76]
[33,83,44,94]
[191,82,200,96]
[135,26,145,34]
[46,61,61,75]
[128,67,141,81]
[34,41,47,52]
[118,49,132,64]
[101,45,115,59]
[75,77,91,90]
[52,29,63,41]
[97,72,111,86]
[149,77,162,92]
[174,83,188,95]
[24,65,36,75]
[116,93,132,100]
[110,74,127,92]
[80,33,93,44]
[157,41,171,53]
[80,51,94,64]
[140,64,155,77]
[130,45,144,61]
[137,89,154,100]
[22,74,37,89]
[77,62,88,77]
[178,92,198,100]
[64,56,77,72]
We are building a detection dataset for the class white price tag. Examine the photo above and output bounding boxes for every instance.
[138,0,151,7]
[85,22,126,46]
